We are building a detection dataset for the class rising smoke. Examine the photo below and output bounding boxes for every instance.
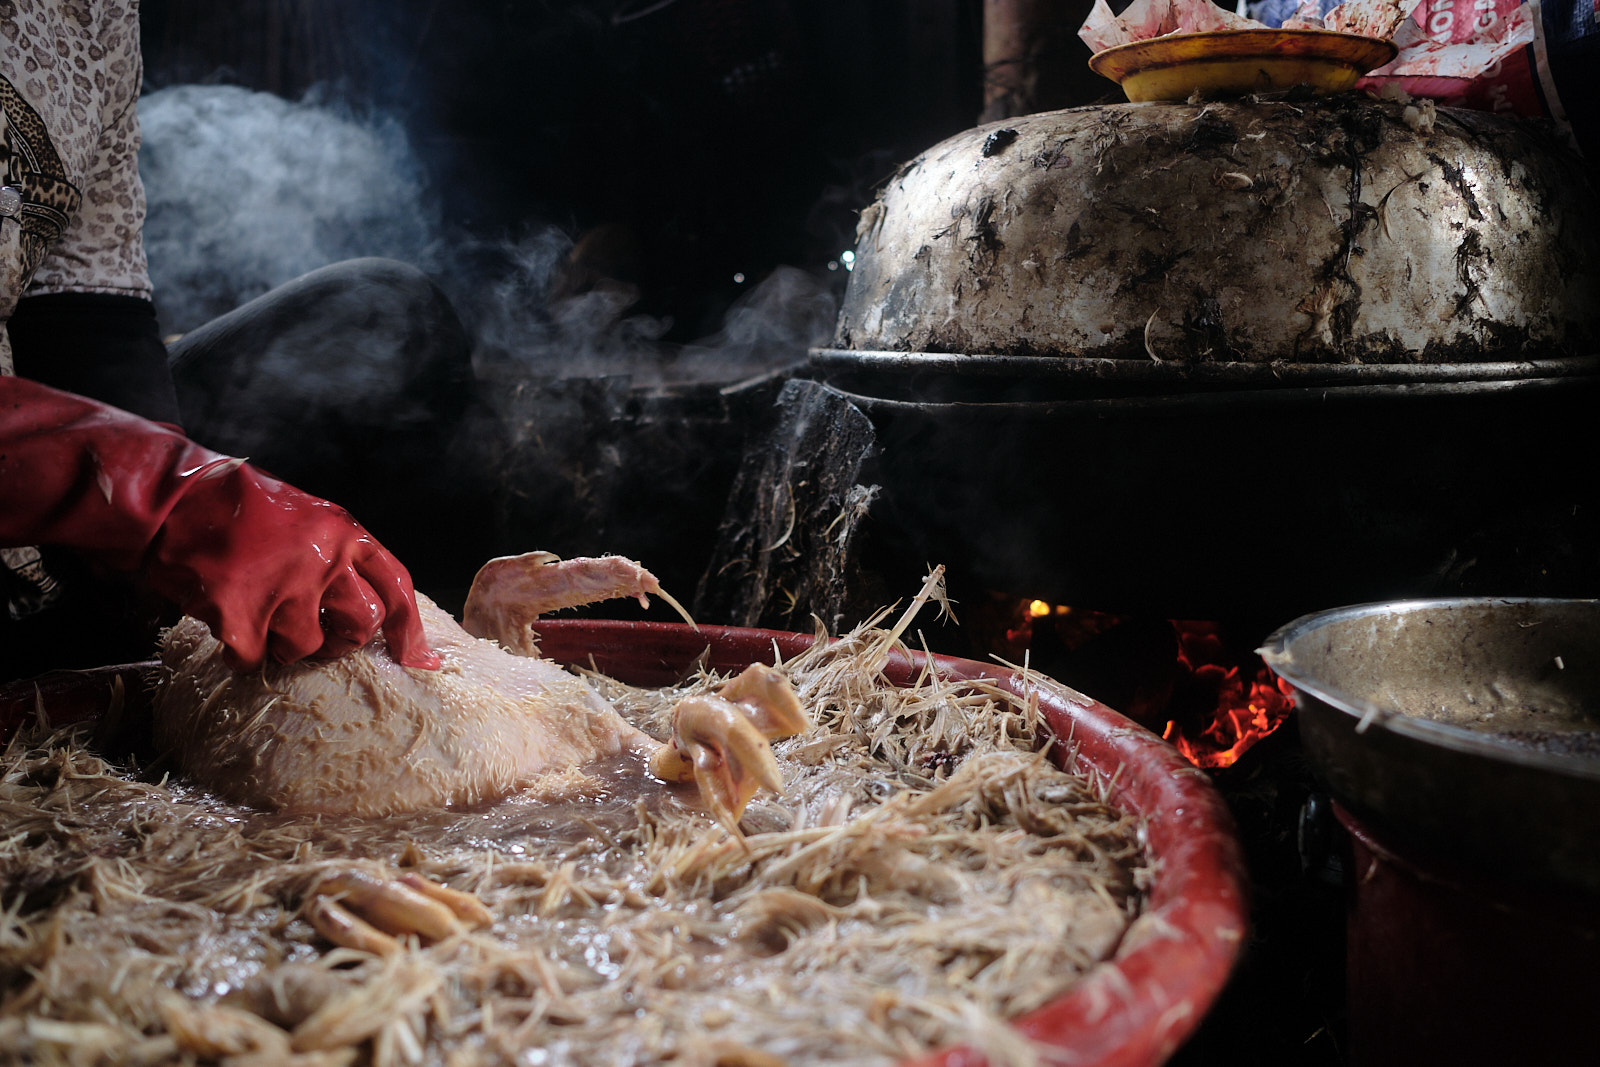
[137,83,838,384]
[139,85,437,336]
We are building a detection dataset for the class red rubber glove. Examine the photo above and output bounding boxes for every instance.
[0,376,439,672]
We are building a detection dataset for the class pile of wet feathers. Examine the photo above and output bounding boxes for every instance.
[0,617,1147,1066]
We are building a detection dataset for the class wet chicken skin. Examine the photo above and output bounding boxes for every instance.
[154,552,806,824]
[154,595,661,816]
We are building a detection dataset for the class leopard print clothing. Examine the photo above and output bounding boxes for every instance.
[2,1,151,623]
[0,0,152,376]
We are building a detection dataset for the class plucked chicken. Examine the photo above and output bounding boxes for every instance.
[153,551,806,952]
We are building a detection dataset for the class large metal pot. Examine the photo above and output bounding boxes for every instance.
[1259,597,1600,892]
[835,96,1600,363]
[1262,600,1600,1066]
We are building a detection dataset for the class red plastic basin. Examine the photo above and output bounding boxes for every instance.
[0,620,1248,1066]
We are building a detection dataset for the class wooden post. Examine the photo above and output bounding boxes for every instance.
[981,0,1111,122]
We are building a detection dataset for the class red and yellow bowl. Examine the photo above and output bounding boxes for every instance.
[1089,28,1398,102]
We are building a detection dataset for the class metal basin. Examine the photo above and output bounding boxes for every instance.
[835,97,1600,363]
[1260,598,1600,892]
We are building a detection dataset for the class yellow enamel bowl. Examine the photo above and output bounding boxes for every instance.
[1089,28,1399,102]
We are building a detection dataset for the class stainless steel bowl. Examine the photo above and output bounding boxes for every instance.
[1260,598,1600,892]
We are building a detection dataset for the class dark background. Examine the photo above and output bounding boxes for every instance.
[138,0,1009,341]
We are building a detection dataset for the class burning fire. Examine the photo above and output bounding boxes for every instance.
[1161,621,1296,769]
[996,602,1294,770]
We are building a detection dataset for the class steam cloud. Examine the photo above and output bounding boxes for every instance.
[137,83,838,384]
[139,85,437,336]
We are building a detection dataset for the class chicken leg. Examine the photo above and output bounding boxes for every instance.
[460,551,808,830]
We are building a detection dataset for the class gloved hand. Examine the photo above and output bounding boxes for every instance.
[0,376,439,672]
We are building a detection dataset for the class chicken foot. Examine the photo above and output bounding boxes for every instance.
[464,552,809,829]
[649,663,809,833]
[305,869,492,956]
[462,551,695,655]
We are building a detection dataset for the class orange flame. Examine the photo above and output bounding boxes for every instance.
[997,601,1292,770]
[1163,621,1295,769]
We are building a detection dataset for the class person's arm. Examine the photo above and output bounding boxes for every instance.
[0,375,438,672]
[11,5,180,427]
